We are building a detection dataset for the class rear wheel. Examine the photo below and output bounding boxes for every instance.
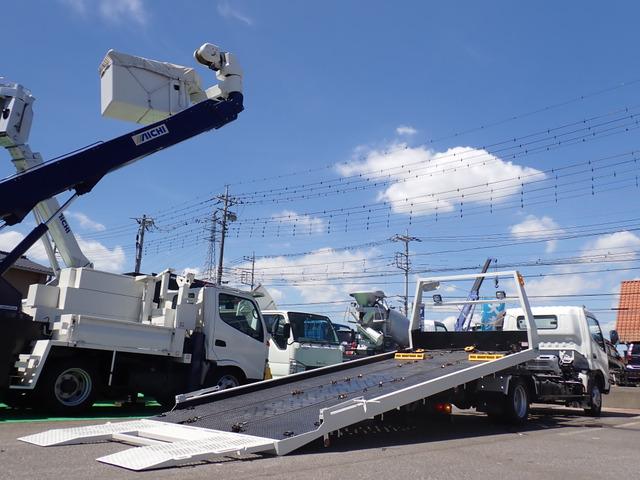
[584,376,602,417]
[37,359,99,415]
[503,378,529,424]
[211,370,241,390]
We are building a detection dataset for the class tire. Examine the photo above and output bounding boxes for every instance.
[503,378,530,424]
[37,359,99,415]
[584,376,603,417]
[211,370,241,390]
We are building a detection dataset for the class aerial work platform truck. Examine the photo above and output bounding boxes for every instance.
[20,270,610,471]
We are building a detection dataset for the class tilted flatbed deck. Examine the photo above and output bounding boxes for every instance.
[20,344,534,470]
[18,271,541,471]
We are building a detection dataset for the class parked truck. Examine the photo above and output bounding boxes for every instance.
[0,43,254,412]
[20,270,609,471]
[4,268,269,412]
[262,310,343,378]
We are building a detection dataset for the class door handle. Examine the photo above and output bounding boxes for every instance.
[215,339,227,347]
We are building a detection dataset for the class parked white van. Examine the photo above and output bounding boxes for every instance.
[262,311,343,378]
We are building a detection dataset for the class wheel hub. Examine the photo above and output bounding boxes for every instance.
[54,368,92,406]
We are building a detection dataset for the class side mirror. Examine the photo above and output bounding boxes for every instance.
[610,330,619,345]
[282,323,291,340]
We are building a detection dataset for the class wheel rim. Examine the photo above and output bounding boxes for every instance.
[591,385,602,409]
[217,374,239,389]
[54,368,92,407]
[513,385,527,418]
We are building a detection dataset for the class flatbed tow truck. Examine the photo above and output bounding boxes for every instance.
[20,269,596,471]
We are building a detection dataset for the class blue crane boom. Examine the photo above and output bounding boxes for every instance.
[0,93,243,227]
[454,257,496,331]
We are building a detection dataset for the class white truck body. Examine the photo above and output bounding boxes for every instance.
[262,310,343,378]
[7,267,268,411]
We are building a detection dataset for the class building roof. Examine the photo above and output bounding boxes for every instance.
[0,251,53,276]
[616,280,640,342]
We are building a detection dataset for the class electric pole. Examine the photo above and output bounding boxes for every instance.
[133,214,155,273]
[215,186,238,285]
[392,232,421,316]
[241,251,256,289]
[202,210,218,282]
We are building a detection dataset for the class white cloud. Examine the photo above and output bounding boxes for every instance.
[582,231,640,260]
[217,0,254,25]
[510,215,563,253]
[338,144,544,216]
[272,210,325,234]
[0,230,48,262]
[0,230,125,273]
[76,237,125,272]
[240,247,382,303]
[65,211,106,232]
[525,269,602,298]
[61,0,148,25]
[396,125,417,136]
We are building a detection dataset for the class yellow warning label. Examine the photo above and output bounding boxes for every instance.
[468,353,505,361]
[394,353,426,360]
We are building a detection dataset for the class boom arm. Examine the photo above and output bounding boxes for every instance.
[0,93,243,226]
[0,44,243,286]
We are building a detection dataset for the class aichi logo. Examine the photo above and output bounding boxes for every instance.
[132,124,169,146]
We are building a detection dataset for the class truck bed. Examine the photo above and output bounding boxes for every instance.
[20,341,536,471]
[157,349,473,439]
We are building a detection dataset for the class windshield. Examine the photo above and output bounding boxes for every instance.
[288,312,339,345]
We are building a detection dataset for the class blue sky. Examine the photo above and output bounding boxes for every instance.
[3,1,640,333]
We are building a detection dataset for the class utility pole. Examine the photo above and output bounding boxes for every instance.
[133,214,155,274]
[215,186,238,285]
[392,232,421,316]
[241,251,256,289]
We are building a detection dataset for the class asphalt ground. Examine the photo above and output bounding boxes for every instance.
[1,405,638,480]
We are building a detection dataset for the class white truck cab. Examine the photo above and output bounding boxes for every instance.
[504,306,610,395]
[262,310,343,378]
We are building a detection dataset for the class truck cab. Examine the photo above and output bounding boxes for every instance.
[262,310,343,378]
[503,306,610,395]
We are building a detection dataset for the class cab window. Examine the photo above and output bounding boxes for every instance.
[516,315,558,330]
[218,293,264,342]
[586,315,605,352]
[263,313,284,333]
[271,316,289,350]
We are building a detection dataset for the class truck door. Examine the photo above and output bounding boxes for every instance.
[212,292,267,381]
[586,314,609,387]
[267,314,291,378]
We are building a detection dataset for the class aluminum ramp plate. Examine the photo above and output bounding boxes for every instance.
[20,419,275,470]
[97,431,275,470]
[19,419,157,446]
